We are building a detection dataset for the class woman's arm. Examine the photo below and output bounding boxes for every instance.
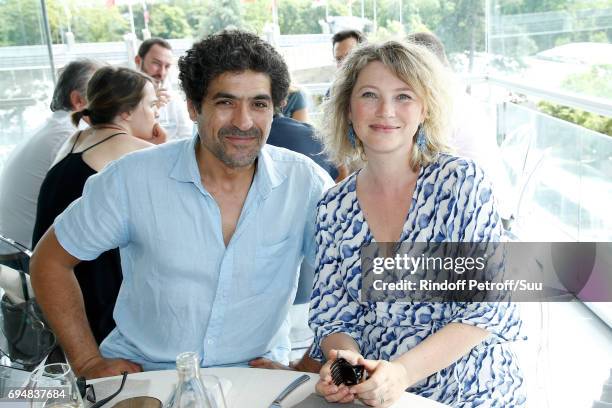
[349,322,489,407]
[320,332,361,360]
[291,107,309,123]
[390,322,489,388]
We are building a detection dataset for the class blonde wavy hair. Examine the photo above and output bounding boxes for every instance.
[320,40,453,171]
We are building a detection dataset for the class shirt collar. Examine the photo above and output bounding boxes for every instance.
[169,134,285,198]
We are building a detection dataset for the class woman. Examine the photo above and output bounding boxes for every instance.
[32,66,164,344]
[309,41,525,407]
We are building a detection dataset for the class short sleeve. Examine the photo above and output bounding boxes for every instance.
[308,194,365,361]
[54,160,130,261]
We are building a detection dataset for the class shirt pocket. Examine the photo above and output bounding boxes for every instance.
[248,235,297,296]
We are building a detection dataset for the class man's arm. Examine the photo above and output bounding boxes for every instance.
[30,227,141,379]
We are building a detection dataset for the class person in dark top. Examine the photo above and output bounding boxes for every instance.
[32,66,164,344]
[281,86,309,122]
[267,113,338,180]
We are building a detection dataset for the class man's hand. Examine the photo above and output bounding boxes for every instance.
[248,358,293,371]
[156,87,171,108]
[76,356,142,379]
[249,353,322,373]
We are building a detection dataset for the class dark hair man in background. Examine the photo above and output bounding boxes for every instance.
[0,59,102,249]
[332,29,366,68]
[135,38,191,140]
[30,30,333,378]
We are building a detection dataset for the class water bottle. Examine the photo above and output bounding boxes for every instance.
[164,352,211,408]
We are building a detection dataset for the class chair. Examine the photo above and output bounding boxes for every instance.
[0,233,56,370]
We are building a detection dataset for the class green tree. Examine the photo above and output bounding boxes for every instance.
[200,0,243,36]
[563,65,612,100]
[0,0,48,46]
[242,0,271,34]
[71,6,128,43]
[149,4,192,39]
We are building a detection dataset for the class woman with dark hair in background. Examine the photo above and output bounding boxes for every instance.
[32,66,164,344]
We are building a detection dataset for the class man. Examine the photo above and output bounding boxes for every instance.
[406,32,513,221]
[332,29,366,68]
[325,29,366,102]
[30,30,333,378]
[0,59,101,249]
[135,38,192,140]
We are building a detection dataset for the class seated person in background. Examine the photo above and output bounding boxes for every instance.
[267,111,338,180]
[310,41,525,407]
[30,29,333,379]
[282,85,309,123]
[406,31,513,221]
[0,59,102,249]
[135,37,192,140]
[31,66,163,345]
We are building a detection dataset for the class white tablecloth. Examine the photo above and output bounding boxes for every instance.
[90,367,448,407]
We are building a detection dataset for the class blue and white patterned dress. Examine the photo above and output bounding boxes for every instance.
[309,154,526,407]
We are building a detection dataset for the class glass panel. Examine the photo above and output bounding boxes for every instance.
[488,0,612,102]
[498,102,612,241]
[0,0,55,170]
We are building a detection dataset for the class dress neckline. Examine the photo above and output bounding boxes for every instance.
[351,166,425,244]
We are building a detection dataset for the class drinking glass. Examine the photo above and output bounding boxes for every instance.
[27,363,84,408]
[200,375,227,408]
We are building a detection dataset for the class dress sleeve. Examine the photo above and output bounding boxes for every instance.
[308,193,365,361]
[445,160,521,341]
[54,160,130,261]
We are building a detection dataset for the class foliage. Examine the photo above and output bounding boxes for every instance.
[537,62,612,137]
[563,65,612,100]
[537,101,612,137]
[71,6,128,42]
[0,0,609,59]
[148,4,192,39]
[199,0,243,36]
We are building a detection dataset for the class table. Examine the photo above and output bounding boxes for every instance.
[90,367,448,407]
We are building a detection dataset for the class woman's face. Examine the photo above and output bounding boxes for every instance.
[129,81,159,141]
[348,61,426,160]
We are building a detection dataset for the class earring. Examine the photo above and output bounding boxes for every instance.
[347,124,356,148]
[416,124,427,152]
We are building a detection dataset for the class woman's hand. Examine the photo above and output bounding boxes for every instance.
[315,349,362,404]
[349,359,411,407]
[151,123,167,145]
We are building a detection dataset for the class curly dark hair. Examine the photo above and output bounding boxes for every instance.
[178,29,290,112]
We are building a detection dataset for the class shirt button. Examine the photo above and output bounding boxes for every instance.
[207,339,214,345]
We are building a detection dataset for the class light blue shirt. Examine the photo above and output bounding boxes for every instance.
[54,135,333,370]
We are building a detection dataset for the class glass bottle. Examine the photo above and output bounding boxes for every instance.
[164,352,211,408]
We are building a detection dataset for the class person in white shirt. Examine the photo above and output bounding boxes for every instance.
[0,59,102,248]
[135,38,192,140]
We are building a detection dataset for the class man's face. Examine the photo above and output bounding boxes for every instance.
[333,37,359,68]
[188,70,274,169]
[138,44,174,85]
